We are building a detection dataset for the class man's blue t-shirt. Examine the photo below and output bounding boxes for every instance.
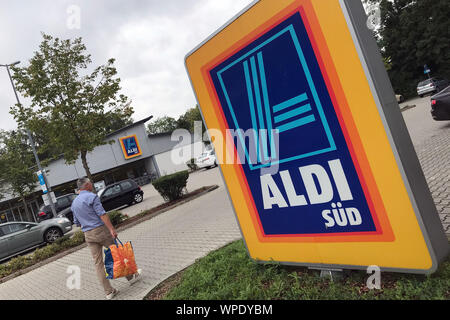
[71,190,106,232]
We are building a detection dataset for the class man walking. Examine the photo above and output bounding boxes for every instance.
[71,177,141,299]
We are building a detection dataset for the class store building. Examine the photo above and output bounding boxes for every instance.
[0,115,206,223]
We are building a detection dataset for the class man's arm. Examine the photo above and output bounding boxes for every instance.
[100,214,117,239]
[71,204,81,227]
[92,195,117,239]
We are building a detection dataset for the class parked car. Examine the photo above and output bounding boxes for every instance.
[97,179,144,212]
[0,218,72,262]
[195,149,217,169]
[430,85,450,121]
[417,77,449,97]
[38,193,77,223]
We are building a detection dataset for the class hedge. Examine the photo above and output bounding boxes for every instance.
[153,170,189,202]
[108,210,128,227]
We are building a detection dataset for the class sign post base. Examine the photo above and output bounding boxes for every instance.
[309,267,344,281]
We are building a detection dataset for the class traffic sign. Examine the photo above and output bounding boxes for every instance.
[185,0,448,273]
[42,192,56,206]
[36,170,48,194]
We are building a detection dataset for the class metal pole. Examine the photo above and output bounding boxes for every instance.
[3,64,57,218]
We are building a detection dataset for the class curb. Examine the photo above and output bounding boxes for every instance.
[0,185,220,284]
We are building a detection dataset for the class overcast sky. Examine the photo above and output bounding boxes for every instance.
[0,0,253,131]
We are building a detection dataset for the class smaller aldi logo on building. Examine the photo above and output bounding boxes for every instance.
[119,135,142,160]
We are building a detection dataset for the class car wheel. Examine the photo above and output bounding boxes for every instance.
[44,227,63,243]
[419,95,424,98]
[134,193,143,203]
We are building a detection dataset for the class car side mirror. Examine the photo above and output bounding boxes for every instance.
[25,224,32,230]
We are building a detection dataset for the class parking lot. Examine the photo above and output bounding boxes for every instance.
[400,95,450,235]
[400,95,450,148]
[118,166,224,219]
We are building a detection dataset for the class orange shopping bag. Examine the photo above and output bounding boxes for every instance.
[104,238,138,279]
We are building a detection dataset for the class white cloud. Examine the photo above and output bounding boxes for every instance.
[108,0,251,121]
[0,0,252,131]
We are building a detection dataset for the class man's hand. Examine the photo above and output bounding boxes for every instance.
[110,228,118,239]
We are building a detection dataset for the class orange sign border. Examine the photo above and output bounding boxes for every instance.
[200,1,393,243]
[119,134,143,160]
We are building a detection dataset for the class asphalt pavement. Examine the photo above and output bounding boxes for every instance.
[399,95,450,148]
[400,95,450,235]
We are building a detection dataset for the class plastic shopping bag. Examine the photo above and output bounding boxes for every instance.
[104,238,138,279]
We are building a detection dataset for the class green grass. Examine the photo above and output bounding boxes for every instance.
[164,240,450,300]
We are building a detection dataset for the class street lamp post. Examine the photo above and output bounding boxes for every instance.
[0,61,57,219]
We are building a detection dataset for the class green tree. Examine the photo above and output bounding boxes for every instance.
[177,105,205,133]
[10,33,133,182]
[364,0,450,97]
[103,107,135,134]
[146,116,178,134]
[0,130,38,220]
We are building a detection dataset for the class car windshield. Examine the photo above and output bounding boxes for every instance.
[441,85,450,94]
[97,188,105,198]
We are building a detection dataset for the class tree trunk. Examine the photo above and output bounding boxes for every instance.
[21,196,33,222]
[80,150,94,186]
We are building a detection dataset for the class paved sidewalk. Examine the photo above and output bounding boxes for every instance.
[399,97,450,236]
[0,187,241,300]
[415,132,450,235]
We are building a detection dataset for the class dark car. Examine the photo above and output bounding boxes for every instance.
[97,179,144,212]
[431,85,450,120]
[417,77,449,97]
[38,193,77,223]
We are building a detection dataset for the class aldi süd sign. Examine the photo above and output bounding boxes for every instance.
[209,10,379,237]
[185,0,448,273]
[119,134,142,160]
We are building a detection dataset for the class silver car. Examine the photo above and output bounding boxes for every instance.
[417,78,449,97]
[0,218,72,261]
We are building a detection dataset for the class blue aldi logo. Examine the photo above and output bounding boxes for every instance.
[119,135,142,159]
[209,12,379,236]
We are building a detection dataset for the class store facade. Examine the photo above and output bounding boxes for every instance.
[0,115,206,223]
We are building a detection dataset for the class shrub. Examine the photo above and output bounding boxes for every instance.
[55,235,71,245]
[108,210,127,227]
[153,170,189,202]
[0,264,9,278]
[186,158,198,172]
[70,230,85,244]
[32,245,59,263]
[8,256,33,273]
